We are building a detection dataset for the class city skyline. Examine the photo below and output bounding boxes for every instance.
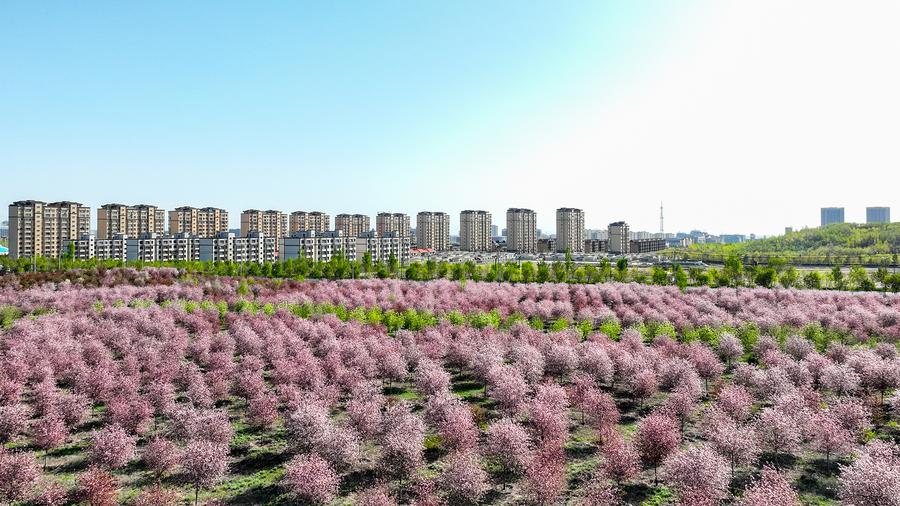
[2,1,899,235]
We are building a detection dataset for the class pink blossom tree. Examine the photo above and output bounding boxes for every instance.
[0,403,31,443]
[355,484,397,506]
[663,444,730,506]
[89,424,137,470]
[525,447,567,506]
[56,392,91,428]
[717,333,744,366]
[437,402,479,452]
[181,440,229,505]
[489,366,530,416]
[0,448,40,503]
[437,450,489,504]
[133,484,181,506]
[582,470,620,506]
[485,418,532,483]
[634,412,681,483]
[702,408,760,479]
[830,397,872,439]
[630,370,659,408]
[737,465,800,506]
[379,402,425,483]
[838,440,900,506]
[282,453,339,504]
[31,412,69,468]
[600,431,640,484]
[143,437,180,481]
[716,384,755,421]
[755,408,802,458]
[810,413,853,463]
[75,467,118,506]
[247,392,279,429]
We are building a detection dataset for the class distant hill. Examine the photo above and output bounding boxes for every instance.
[678,223,900,265]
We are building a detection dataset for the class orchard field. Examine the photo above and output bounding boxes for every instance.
[2,268,900,505]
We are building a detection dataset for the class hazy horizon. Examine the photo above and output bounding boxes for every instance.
[2,1,898,236]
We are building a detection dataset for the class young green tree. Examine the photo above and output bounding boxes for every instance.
[779,266,798,288]
[803,270,822,289]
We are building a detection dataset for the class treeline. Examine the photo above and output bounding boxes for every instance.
[680,222,900,266]
[2,253,899,292]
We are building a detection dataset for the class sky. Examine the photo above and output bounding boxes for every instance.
[1,0,898,236]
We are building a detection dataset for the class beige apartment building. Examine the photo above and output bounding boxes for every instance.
[608,221,630,254]
[97,204,165,240]
[240,209,287,238]
[289,211,330,234]
[376,212,411,237]
[459,210,492,252]
[8,200,91,259]
[506,208,537,253]
[555,207,585,253]
[169,206,229,237]
[416,211,450,251]
[335,214,370,237]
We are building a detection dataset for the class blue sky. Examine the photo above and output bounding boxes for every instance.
[2,1,897,235]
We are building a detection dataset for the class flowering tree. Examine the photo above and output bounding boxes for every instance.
[133,484,181,506]
[634,412,681,483]
[702,408,760,479]
[716,384,754,421]
[247,392,279,429]
[489,366,529,416]
[525,447,567,506]
[600,431,640,484]
[737,465,800,506]
[282,453,338,504]
[0,403,31,443]
[76,467,118,506]
[285,403,331,453]
[755,408,801,457]
[829,397,872,439]
[181,440,229,505]
[810,413,853,463]
[379,402,425,482]
[355,484,397,506]
[838,440,900,506]
[31,412,69,468]
[485,418,532,482]
[143,437,180,481]
[437,450,489,504]
[717,332,744,366]
[0,448,40,503]
[582,470,620,506]
[89,424,137,470]
[630,370,659,408]
[437,402,479,452]
[663,444,730,506]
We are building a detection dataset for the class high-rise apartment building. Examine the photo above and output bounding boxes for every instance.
[820,207,845,227]
[8,200,91,259]
[866,207,890,224]
[555,208,585,253]
[608,221,630,254]
[289,211,330,234]
[335,214,370,237]
[506,208,537,253]
[416,212,450,251]
[280,230,357,263]
[169,206,229,237]
[97,204,165,240]
[240,209,287,238]
[459,210,492,252]
[376,212,411,237]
